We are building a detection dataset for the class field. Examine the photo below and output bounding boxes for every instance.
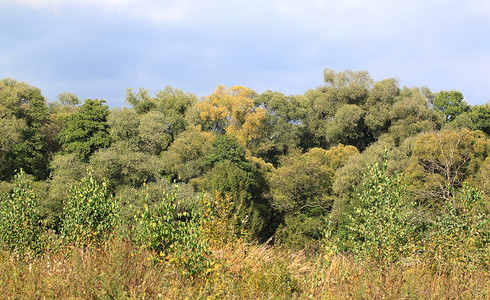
[1,237,489,299]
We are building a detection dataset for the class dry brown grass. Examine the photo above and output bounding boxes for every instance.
[0,238,488,299]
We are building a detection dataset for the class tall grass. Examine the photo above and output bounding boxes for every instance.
[0,237,488,299]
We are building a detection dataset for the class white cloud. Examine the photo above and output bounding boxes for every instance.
[1,0,190,23]
[470,0,490,16]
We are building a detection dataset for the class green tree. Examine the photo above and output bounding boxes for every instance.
[138,110,174,154]
[107,107,140,147]
[126,86,197,136]
[420,184,490,271]
[0,78,51,180]
[331,137,414,233]
[268,145,358,249]
[322,68,373,105]
[201,134,272,239]
[432,90,470,122]
[388,87,441,145]
[47,153,89,230]
[90,141,165,189]
[58,92,81,106]
[363,78,400,138]
[58,99,111,162]
[325,104,371,150]
[302,69,374,149]
[162,126,214,182]
[134,188,209,277]
[254,91,307,160]
[468,102,490,135]
[48,92,81,115]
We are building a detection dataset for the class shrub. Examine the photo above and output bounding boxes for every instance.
[345,160,420,263]
[61,170,118,248]
[419,183,490,272]
[0,169,46,258]
[134,187,209,277]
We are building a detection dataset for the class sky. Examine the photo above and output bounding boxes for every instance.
[1,0,490,107]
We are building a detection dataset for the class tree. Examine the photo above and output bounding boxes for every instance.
[331,137,414,232]
[419,184,490,271]
[268,145,358,249]
[432,90,470,122]
[0,78,51,180]
[254,91,307,160]
[322,69,373,105]
[58,99,111,162]
[48,92,80,116]
[0,169,46,258]
[388,87,442,145]
[199,85,266,149]
[363,78,400,138]
[302,69,374,149]
[47,153,88,230]
[90,141,165,189]
[107,107,140,146]
[468,102,490,135]
[138,110,174,154]
[406,129,490,208]
[325,104,371,150]
[200,134,272,239]
[126,85,197,135]
[61,171,118,247]
[162,126,214,182]
[268,148,336,214]
[269,145,358,214]
[57,92,81,106]
[204,134,252,172]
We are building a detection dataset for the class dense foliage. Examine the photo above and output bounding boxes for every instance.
[0,70,489,296]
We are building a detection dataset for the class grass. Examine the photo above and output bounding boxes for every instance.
[0,237,488,299]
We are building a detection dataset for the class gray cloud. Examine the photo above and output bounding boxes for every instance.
[0,0,489,106]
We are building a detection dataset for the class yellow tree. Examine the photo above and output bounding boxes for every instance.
[199,85,266,148]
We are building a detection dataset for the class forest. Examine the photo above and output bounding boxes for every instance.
[0,69,489,298]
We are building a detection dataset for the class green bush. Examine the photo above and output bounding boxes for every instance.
[134,187,209,277]
[61,170,118,248]
[0,169,46,258]
[344,161,420,263]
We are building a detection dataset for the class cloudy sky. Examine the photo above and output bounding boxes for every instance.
[1,0,490,107]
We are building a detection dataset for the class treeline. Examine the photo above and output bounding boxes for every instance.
[0,69,489,265]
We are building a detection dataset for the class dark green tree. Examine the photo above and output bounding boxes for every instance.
[468,102,490,135]
[201,134,272,240]
[58,99,111,162]
[432,90,470,122]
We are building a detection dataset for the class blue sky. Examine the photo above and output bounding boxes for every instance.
[1,0,490,107]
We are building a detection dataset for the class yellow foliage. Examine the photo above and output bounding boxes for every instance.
[198,85,266,147]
